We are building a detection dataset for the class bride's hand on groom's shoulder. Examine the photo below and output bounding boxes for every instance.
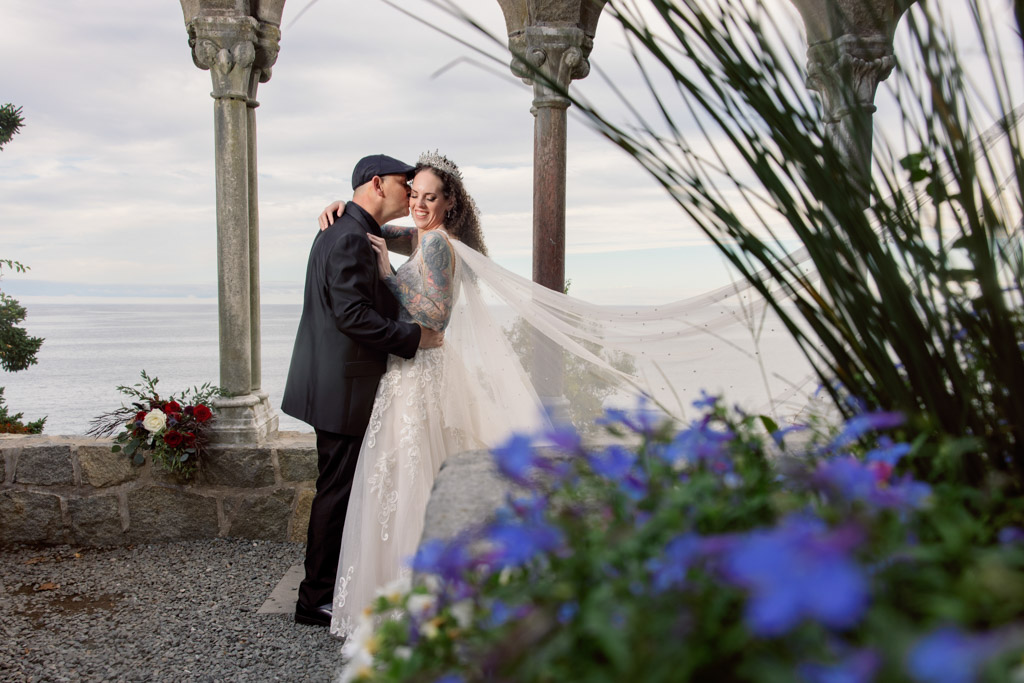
[318,201,345,231]
[367,234,391,280]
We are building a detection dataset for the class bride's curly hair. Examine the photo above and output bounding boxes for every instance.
[415,152,488,256]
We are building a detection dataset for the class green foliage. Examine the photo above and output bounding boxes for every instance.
[340,405,1024,682]
[547,0,1024,488]
[0,258,46,432]
[0,386,45,434]
[0,103,24,151]
[0,260,44,373]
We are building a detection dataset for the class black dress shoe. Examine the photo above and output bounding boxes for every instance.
[295,601,332,627]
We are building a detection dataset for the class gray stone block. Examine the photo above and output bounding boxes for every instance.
[291,488,314,543]
[421,450,511,544]
[0,490,64,545]
[278,446,317,482]
[14,445,75,486]
[224,489,293,541]
[200,445,275,488]
[79,444,138,488]
[126,487,219,543]
[68,495,125,546]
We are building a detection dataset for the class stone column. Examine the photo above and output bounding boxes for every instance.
[789,0,917,206]
[499,1,606,411]
[181,1,282,443]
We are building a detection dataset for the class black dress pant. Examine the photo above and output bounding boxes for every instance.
[297,428,362,609]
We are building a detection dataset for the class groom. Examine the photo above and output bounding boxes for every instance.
[282,153,443,627]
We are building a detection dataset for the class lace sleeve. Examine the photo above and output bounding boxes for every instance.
[383,230,456,330]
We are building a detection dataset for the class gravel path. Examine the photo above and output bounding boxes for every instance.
[0,540,343,682]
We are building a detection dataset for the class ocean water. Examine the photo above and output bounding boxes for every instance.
[2,301,820,437]
[1,303,309,435]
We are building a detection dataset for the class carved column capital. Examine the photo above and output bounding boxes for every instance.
[509,25,594,111]
[186,15,259,101]
[805,33,894,122]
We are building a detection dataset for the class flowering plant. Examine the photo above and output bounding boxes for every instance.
[340,397,1024,683]
[88,370,222,479]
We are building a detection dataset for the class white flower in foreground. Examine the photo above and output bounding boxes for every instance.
[407,593,437,620]
[394,646,413,661]
[337,647,373,683]
[374,574,411,604]
[341,612,377,662]
[142,409,167,433]
[450,599,474,629]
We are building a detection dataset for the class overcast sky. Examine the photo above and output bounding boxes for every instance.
[1,0,1020,305]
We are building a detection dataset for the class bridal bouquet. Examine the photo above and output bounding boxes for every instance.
[88,370,222,480]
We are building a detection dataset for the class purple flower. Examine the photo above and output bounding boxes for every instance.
[865,437,912,467]
[815,457,931,511]
[646,533,702,592]
[662,418,735,471]
[557,601,578,624]
[998,526,1024,545]
[493,433,541,486]
[434,675,464,683]
[907,626,1003,683]
[484,519,563,569]
[799,649,880,683]
[829,411,905,450]
[586,445,648,499]
[546,423,582,453]
[721,517,868,636]
[693,390,720,411]
[411,537,474,583]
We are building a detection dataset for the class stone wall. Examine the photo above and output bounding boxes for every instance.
[0,432,317,547]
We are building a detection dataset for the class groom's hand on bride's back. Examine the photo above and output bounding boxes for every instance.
[318,201,345,230]
[418,325,443,349]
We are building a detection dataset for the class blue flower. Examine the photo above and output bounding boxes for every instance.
[998,526,1024,545]
[865,436,912,467]
[546,423,582,453]
[799,649,879,683]
[434,674,464,683]
[557,601,578,624]
[646,533,702,593]
[485,599,512,628]
[586,444,649,499]
[411,536,474,583]
[485,519,563,569]
[906,626,1002,683]
[662,418,735,471]
[829,410,905,450]
[722,517,868,636]
[693,390,720,411]
[493,433,541,486]
[814,457,931,511]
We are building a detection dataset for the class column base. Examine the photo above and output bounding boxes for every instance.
[210,391,279,445]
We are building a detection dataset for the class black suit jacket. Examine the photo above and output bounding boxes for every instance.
[281,202,420,435]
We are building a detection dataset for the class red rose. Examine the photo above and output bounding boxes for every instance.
[134,410,147,423]
[193,404,213,423]
[164,401,181,414]
[163,430,184,447]
[183,431,196,445]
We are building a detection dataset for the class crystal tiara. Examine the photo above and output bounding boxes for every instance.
[417,150,463,181]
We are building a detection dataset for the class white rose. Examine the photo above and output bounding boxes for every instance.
[142,409,167,433]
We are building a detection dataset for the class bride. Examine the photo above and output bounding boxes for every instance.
[324,151,549,637]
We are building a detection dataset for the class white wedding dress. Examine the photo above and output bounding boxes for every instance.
[329,233,549,638]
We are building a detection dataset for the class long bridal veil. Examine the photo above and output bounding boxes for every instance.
[442,239,822,442]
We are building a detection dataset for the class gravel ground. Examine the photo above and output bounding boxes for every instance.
[0,540,344,682]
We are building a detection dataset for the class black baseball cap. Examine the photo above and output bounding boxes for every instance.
[351,154,415,190]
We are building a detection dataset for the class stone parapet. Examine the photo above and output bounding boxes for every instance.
[0,431,316,547]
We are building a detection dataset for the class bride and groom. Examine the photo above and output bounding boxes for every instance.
[282,150,546,637]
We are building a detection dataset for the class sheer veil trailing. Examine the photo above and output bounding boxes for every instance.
[443,239,821,441]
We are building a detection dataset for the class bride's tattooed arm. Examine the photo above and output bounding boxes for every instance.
[383,231,455,330]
